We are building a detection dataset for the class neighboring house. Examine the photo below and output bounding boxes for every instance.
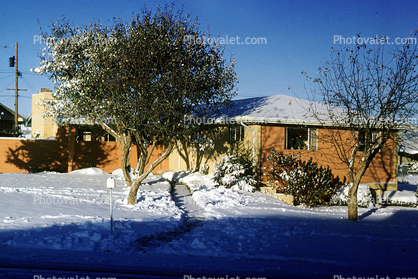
[0,103,26,136]
[168,94,399,193]
[31,88,59,139]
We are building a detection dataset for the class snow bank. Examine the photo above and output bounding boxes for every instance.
[111,168,124,177]
[382,190,417,206]
[173,172,270,217]
[69,167,109,175]
[400,174,418,186]
[162,171,190,183]
[330,184,374,207]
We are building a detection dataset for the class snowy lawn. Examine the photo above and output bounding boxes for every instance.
[0,169,184,252]
[0,169,417,278]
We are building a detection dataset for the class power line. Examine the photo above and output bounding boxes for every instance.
[0,80,15,94]
[0,74,14,81]
[21,76,38,94]
[19,97,29,117]
[0,95,31,98]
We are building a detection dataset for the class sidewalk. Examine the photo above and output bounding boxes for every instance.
[171,183,206,220]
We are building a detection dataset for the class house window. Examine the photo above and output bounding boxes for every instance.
[285,127,317,151]
[101,132,117,142]
[76,128,94,142]
[230,126,244,142]
[358,130,380,152]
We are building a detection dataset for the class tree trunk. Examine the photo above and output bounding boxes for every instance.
[179,141,190,170]
[121,138,132,187]
[347,181,359,221]
[127,142,174,205]
[127,186,138,205]
[347,156,372,221]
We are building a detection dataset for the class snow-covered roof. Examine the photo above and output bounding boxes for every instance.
[400,142,418,155]
[399,131,418,155]
[213,94,330,125]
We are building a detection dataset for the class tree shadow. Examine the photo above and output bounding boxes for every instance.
[178,126,229,172]
[5,126,116,173]
[358,207,381,220]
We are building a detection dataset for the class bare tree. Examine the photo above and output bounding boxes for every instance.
[304,33,418,220]
[35,4,237,204]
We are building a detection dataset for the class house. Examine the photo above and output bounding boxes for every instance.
[0,103,26,136]
[168,94,399,194]
[1,91,399,198]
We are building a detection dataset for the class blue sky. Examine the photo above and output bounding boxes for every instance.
[0,0,417,118]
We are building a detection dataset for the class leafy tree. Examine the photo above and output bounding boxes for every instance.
[304,33,418,220]
[34,4,237,204]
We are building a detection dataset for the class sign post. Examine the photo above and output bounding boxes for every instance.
[106,177,116,236]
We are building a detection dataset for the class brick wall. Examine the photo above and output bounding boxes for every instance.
[260,125,397,185]
[0,126,167,174]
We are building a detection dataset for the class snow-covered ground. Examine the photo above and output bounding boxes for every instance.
[1,169,418,278]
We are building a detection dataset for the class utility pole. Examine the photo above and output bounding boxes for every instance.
[14,42,18,136]
[7,42,26,137]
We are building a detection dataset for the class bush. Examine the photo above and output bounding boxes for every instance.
[330,184,374,207]
[213,154,257,192]
[266,148,337,207]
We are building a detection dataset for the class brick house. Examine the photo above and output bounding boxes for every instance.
[1,92,398,196]
[168,94,398,192]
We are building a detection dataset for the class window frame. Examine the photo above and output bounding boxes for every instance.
[285,126,317,151]
[229,125,245,143]
[76,127,94,142]
[101,132,117,142]
[358,130,381,152]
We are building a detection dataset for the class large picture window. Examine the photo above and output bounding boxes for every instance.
[285,127,317,151]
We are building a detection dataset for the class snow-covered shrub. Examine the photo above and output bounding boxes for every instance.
[266,148,338,207]
[330,184,374,207]
[411,162,418,172]
[213,154,257,192]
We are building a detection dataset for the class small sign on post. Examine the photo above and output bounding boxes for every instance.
[107,177,116,236]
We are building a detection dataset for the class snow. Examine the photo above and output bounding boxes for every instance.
[330,183,374,207]
[69,167,109,175]
[1,169,418,278]
[383,190,418,206]
[0,170,183,253]
[212,94,345,125]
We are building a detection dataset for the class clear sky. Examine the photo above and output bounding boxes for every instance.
[0,0,417,118]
